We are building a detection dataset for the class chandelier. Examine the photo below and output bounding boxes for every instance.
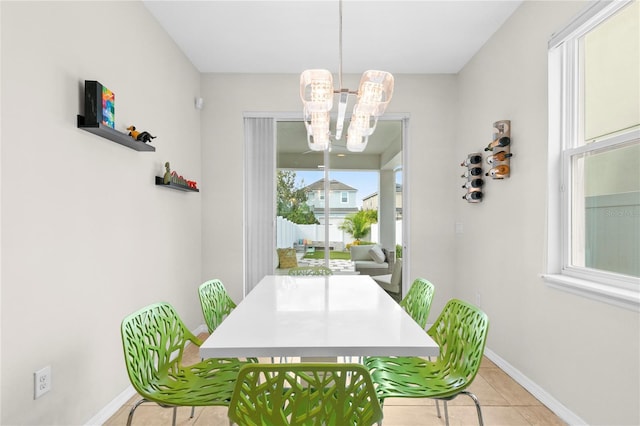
[299,1,394,153]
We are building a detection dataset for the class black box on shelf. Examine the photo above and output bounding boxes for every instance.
[84,80,114,128]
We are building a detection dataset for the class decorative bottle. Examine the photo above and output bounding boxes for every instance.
[462,179,484,189]
[461,167,483,178]
[484,136,511,151]
[487,151,513,164]
[460,154,482,166]
[485,164,510,178]
[462,191,483,202]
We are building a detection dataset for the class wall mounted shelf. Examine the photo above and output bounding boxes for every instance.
[485,120,511,179]
[155,176,199,192]
[77,115,156,152]
[460,152,484,203]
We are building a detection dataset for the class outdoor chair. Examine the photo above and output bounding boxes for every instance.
[288,266,333,276]
[228,363,383,426]
[198,279,259,363]
[364,298,489,426]
[120,302,253,426]
[372,261,402,301]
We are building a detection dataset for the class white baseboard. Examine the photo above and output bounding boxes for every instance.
[194,323,208,336]
[484,347,587,426]
[84,385,137,425]
[85,323,208,425]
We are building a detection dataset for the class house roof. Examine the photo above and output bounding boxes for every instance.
[363,184,403,201]
[304,179,357,192]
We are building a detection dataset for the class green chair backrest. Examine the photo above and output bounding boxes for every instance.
[288,266,333,276]
[121,302,200,401]
[427,299,489,396]
[399,277,435,329]
[198,279,237,333]
[228,363,384,426]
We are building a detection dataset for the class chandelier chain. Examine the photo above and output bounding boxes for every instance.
[338,0,343,90]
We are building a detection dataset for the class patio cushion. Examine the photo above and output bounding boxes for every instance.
[369,245,386,263]
[355,260,389,269]
[277,248,298,269]
[350,245,376,261]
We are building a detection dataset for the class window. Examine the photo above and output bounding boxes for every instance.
[546,0,639,310]
[341,191,348,203]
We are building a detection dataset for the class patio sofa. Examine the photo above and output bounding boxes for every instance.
[309,241,345,251]
[350,244,394,276]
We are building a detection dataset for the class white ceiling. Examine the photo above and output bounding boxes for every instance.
[143,0,522,169]
[143,0,523,74]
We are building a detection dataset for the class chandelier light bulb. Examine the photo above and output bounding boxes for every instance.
[356,70,394,117]
[359,81,384,104]
[300,69,334,113]
[346,129,368,153]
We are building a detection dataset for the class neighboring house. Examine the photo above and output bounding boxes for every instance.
[304,179,359,225]
[362,184,403,219]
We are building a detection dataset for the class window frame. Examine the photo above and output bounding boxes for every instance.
[544,0,640,311]
[341,191,348,203]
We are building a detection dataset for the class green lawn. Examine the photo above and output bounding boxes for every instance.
[303,250,351,260]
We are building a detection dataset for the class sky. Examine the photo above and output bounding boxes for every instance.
[294,170,381,208]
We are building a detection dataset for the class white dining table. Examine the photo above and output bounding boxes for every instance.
[199,274,439,359]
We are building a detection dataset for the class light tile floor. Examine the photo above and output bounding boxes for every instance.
[105,333,566,426]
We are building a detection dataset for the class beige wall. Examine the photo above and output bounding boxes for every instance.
[1,2,202,424]
[455,1,639,425]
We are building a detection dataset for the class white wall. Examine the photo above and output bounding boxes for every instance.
[1,2,202,424]
[454,2,640,425]
[200,74,458,305]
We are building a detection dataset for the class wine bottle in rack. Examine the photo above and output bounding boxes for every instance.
[462,191,483,202]
[461,167,483,178]
[484,136,510,151]
[462,178,484,189]
[460,154,482,166]
[487,150,513,164]
[485,164,510,178]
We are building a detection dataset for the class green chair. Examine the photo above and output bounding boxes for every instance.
[364,299,489,426]
[120,302,253,426]
[198,279,239,333]
[198,279,259,363]
[228,363,384,426]
[352,277,435,367]
[399,277,436,329]
[288,266,333,276]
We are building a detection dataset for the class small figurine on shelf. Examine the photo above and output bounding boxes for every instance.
[170,171,189,186]
[163,162,171,184]
[126,125,156,143]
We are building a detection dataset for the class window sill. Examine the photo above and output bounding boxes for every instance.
[541,273,640,311]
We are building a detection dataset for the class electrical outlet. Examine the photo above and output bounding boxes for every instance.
[475,290,482,308]
[34,366,51,399]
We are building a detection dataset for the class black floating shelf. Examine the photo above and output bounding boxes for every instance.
[155,176,199,192]
[77,115,155,152]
